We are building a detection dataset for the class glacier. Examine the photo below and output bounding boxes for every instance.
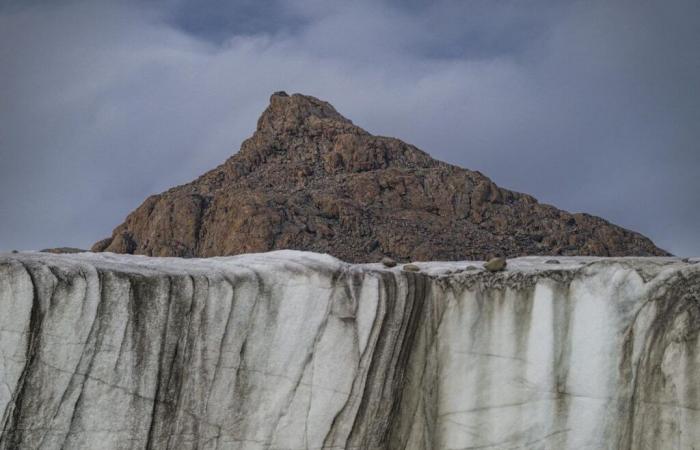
[0,251,698,449]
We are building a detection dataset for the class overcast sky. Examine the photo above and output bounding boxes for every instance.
[1,0,698,255]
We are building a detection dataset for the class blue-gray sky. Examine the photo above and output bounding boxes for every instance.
[1,0,698,255]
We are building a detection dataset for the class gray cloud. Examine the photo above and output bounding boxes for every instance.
[1,0,698,255]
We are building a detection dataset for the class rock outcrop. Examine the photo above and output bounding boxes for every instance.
[39,248,87,254]
[92,92,668,262]
[1,251,698,449]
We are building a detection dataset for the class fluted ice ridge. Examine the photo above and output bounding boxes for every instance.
[0,251,698,449]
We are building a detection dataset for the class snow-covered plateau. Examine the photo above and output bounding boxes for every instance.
[0,251,698,449]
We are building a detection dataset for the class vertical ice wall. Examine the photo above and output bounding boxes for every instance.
[391,259,700,449]
[0,252,698,449]
[0,252,430,449]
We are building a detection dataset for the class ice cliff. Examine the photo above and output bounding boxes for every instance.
[0,251,698,449]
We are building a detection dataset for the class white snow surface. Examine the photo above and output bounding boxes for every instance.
[0,250,698,449]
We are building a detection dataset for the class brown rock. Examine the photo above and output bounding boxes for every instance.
[91,238,112,252]
[403,264,420,272]
[381,257,397,267]
[484,257,507,272]
[94,92,670,262]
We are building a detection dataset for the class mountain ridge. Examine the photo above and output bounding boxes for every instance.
[92,91,668,261]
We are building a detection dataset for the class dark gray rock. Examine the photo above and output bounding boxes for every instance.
[39,247,87,254]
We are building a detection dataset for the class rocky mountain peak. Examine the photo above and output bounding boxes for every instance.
[92,92,669,261]
[256,92,353,136]
[223,92,434,181]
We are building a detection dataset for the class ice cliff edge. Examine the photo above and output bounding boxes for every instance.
[1,251,698,449]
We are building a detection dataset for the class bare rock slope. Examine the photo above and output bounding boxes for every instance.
[93,92,667,262]
[1,252,698,449]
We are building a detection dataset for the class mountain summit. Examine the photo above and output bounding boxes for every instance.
[92,92,668,261]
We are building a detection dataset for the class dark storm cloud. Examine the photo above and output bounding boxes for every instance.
[0,0,698,254]
[146,0,307,42]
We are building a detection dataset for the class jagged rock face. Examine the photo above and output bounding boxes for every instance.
[1,252,698,449]
[92,92,668,262]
